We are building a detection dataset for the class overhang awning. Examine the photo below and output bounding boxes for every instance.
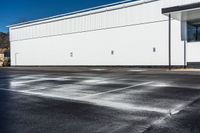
[162,2,200,22]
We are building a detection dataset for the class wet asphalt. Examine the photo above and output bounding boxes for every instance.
[0,67,200,133]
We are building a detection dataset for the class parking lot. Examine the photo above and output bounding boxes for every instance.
[0,67,200,133]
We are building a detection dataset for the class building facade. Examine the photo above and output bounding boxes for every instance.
[8,0,200,66]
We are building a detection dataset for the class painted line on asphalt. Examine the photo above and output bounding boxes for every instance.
[0,80,152,96]
[21,87,50,92]
[90,69,106,71]
[142,95,200,133]
[1,88,168,114]
[0,88,24,93]
[128,69,147,72]
[19,77,124,92]
[170,95,200,115]
[80,81,153,99]
[0,82,171,114]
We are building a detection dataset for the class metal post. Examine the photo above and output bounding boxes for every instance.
[169,14,171,70]
[184,40,187,68]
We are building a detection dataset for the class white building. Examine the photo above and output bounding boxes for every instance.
[8,0,200,67]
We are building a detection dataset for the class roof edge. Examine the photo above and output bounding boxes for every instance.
[8,0,158,28]
[162,2,200,14]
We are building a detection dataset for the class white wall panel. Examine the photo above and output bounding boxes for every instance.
[10,0,174,41]
[67,19,72,33]
[9,0,200,66]
[10,0,200,42]
[10,19,185,66]
[187,42,200,62]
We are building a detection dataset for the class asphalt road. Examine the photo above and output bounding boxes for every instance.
[0,67,200,133]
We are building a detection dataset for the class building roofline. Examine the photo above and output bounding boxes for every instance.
[8,0,158,28]
[162,2,200,14]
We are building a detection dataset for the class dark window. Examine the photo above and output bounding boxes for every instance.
[187,22,200,42]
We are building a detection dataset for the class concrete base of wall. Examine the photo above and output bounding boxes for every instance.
[11,65,186,69]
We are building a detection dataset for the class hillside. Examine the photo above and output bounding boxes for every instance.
[0,32,9,48]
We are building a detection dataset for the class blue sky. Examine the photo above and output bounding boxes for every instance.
[0,0,137,33]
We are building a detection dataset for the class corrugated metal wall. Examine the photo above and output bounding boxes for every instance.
[10,0,200,42]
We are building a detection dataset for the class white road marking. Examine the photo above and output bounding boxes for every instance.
[84,99,169,114]
[91,69,106,71]
[21,86,50,92]
[2,81,153,96]
[0,80,192,115]
[169,95,200,115]
[9,76,89,91]
[151,82,170,87]
[0,88,168,114]
[129,69,146,72]
[0,88,24,93]
[80,81,153,99]
[78,77,110,84]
